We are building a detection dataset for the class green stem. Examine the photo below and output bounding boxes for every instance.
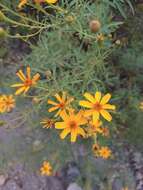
[0,3,46,26]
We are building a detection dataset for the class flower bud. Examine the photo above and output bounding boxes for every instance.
[65,15,75,23]
[89,19,101,33]
[32,97,41,104]
[0,27,7,38]
[0,11,6,22]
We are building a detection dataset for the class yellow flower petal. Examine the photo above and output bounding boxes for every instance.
[55,122,66,129]
[55,93,62,102]
[79,100,92,108]
[76,112,87,125]
[11,83,24,87]
[100,110,112,121]
[77,127,85,137]
[24,86,30,94]
[100,93,111,105]
[15,87,26,95]
[102,104,116,110]
[60,128,71,139]
[71,130,77,142]
[95,91,101,102]
[45,0,58,3]
[27,66,31,79]
[54,109,61,117]
[16,71,26,82]
[48,106,58,112]
[84,92,96,103]
[93,111,100,122]
[32,73,40,83]
[84,109,93,116]
[59,110,68,121]
[47,100,58,105]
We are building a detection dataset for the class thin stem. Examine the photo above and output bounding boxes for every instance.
[7,28,43,39]
[0,3,46,26]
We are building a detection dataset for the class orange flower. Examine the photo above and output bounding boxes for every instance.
[99,146,112,159]
[40,118,55,129]
[89,120,103,134]
[1,95,15,112]
[48,92,74,117]
[55,111,87,142]
[40,161,52,176]
[11,66,40,95]
[85,120,102,138]
[79,92,116,122]
[0,95,15,113]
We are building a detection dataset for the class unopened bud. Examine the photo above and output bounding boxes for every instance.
[89,19,101,33]
[65,15,75,23]
[0,11,6,22]
[0,27,7,38]
[32,97,41,104]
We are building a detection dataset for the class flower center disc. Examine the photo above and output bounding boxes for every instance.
[25,79,32,86]
[69,121,77,129]
[59,102,65,109]
[93,102,102,111]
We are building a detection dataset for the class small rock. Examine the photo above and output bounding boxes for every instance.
[0,174,8,186]
[67,183,83,190]
[2,180,21,190]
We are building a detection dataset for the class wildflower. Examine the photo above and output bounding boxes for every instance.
[79,92,116,122]
[85,120,102,138]
[1,95,15,112]
[40,161,52,176]
[48,92,74,117]
[99,146,112,159]
[18,0,58,8]
[89,19,101,33]
[55,111,87,142]
[40,118,54,129]
[139,101,143,110]
[11,66,40,95]
[89,120,103,133]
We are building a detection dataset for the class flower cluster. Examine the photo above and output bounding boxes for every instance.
[92,144,112,159]
[0,95,15,113]
[40,91,116,159]
[10,66,116,161]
